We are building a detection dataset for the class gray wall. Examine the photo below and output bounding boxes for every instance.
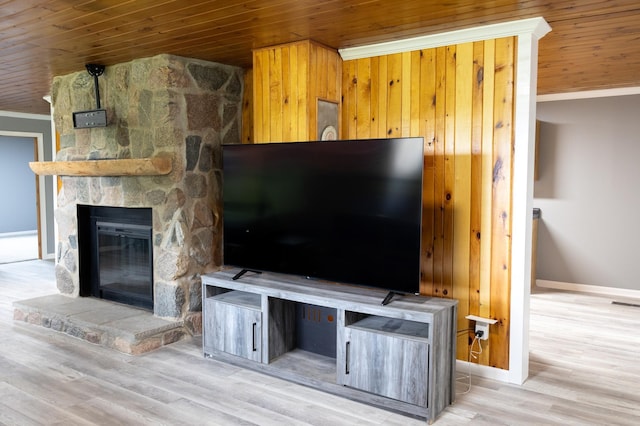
[0,114,55,255]
[534,94,640,291]
[0,136,37,232]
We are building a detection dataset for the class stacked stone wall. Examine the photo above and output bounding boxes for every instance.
[51,54,243,333]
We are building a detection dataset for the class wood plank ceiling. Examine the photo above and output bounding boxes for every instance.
[1,0,639,115]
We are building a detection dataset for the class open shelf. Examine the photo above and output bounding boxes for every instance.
[210,290,261,310]
[269,349,337,384]
[348,315,430,341]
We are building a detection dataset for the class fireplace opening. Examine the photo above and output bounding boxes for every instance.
[78,205,153,310]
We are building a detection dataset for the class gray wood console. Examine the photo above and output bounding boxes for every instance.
[202,269,457,422]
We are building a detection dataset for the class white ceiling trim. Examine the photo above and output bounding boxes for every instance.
[339,17,551,60]
[537,86,640,102]
[0,110,51,120]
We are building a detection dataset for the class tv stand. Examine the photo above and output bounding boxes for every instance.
[231,268,262,280]
[202,268,457,422]
[381,290,405,305]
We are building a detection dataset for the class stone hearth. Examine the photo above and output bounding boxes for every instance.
[27,54,244,348]
[14,295,184,355]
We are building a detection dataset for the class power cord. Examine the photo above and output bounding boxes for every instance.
[470,331,483,360]
[457,331,484,395]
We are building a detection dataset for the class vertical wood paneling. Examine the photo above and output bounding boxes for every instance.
[281,46,293,142]
[480,39,496,325]
[288,43,300,140]
[327,51,339,101]
[478,40,496,366]
[469,40,486,363]
[269,48,283,142]
[419,48,436,296]
[242,69,253,144]
[251,36,516,370]
[341,37,515,370]
[488,37,514,370]
[442,45,456,301]
[296,41,310,141]
[356,58,371,138]
[370,56,380,140]
[386,53,402,138]
[401,52,412,137]
[377,57,388,137]
[469,41,484,311]
[253,40,340,143]
[252,49,266,142]
[409,51,421,137]
[308,43,319,140]
[453,42,473,360]
[317,45,328,98]
[343,59,357,138]
[433,46,447,298]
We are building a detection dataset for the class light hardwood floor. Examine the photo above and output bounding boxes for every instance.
[1,260,639,425]
[0,233,38,264]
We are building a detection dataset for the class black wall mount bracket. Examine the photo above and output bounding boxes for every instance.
[73,63,107,129]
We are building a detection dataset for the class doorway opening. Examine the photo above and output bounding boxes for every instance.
[0,135,39,263]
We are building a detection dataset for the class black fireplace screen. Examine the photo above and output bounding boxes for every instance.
[97,221,152,309]
[78,205,153,311]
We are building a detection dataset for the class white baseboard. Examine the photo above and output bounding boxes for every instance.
[0,230,37,238]
[536,279,640,299]
[456,360,511,383]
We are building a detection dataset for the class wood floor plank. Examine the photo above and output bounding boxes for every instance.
[0,382,93,425]
[1,260,640,425]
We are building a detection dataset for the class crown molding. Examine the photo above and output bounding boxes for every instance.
[339,17,551,60]
[537,87,640,102]
[0,110,51,120]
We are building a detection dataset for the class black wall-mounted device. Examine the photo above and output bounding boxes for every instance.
[73,64,107,129]
[73,109,107,128]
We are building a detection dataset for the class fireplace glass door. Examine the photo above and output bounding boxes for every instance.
[96,221,153,310]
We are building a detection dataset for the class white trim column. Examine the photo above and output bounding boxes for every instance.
[509,30,544,384]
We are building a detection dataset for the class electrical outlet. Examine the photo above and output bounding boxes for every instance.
[465,315,498,341]
[475,322,489,340]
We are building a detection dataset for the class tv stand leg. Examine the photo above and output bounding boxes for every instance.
[381,291,404,306]
[232,269,262,281]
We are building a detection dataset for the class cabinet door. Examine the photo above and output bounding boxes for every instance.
[204,298,262,362]
[343,327,429,407]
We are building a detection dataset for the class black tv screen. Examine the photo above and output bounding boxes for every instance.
[222,137,424,294]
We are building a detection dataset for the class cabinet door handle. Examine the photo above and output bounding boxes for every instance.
[345,341,350,375]
[252,322,257,352]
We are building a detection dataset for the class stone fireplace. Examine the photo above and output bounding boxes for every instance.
[51,54,244,335]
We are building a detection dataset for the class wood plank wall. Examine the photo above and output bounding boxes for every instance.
[252,40,342,143]
[341,37,515,370]
[241,70,253,144]
[247,37,515,370]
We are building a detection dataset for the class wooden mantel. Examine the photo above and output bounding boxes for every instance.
[29,156,173,177]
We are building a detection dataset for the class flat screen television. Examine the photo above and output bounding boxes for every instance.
[222,137,424,295]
